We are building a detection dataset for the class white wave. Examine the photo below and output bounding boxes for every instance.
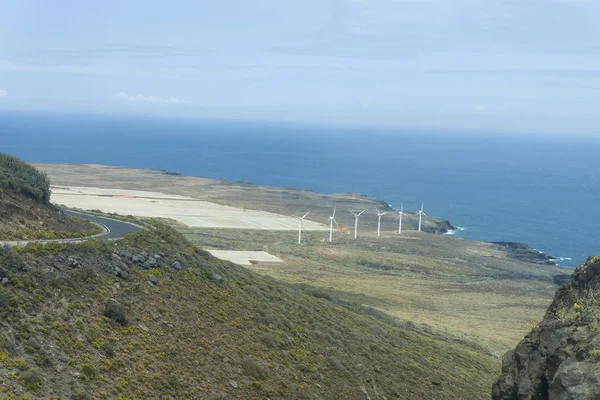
[550,257,572,261]
[444,226,465,235]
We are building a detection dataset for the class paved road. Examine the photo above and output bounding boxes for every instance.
[0,210,142,247]
[63,210,141,239]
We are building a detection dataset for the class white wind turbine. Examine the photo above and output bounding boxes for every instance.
[396,202,407,234]
[416,202,427,232]
[328,207,338,242]
[375,208,388,238]
[350,210,366,239]
[295,211,310,244]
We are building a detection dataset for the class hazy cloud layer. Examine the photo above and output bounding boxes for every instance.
[0,89,7,97]
[0,0,599,134]
[116,92,181,104]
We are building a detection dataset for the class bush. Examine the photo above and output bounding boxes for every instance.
[19,368,43,392]
[259,333,280,348]
[242,357,269,380]
[103,299,127,325]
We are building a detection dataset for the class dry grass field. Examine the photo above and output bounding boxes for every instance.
[179,227,564,352]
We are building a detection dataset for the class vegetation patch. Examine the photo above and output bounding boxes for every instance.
[0,153,51,203]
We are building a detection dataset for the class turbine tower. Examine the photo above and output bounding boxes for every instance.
[295,211,310,244]
[396,202,407,234]
[416,202,427,232]
[375,208,388,238]
[328,207,338,242]
[350,210,366,239]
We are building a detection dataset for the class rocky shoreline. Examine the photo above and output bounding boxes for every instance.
[491,241,557,266]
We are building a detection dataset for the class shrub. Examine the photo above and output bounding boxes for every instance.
[259,333,280,348]
[19,368,43,392]
[103,299,127,325]
[242,357,269,380]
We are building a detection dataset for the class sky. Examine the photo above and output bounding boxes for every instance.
[0,0,599,134]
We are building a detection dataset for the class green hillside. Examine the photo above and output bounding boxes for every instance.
[0,220,498,399]
[0,154,51,204]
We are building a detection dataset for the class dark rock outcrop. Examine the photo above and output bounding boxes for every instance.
[491,242,556,265]
[492,256,600,400]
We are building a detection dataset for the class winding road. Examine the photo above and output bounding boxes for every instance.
[0,209,142,247]
[63,210,142,239]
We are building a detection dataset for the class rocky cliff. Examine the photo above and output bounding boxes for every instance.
[492,256,600,399]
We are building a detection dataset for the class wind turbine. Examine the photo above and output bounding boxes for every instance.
[350,210,366,239]
[396,202,407,234]
[295,211,310,244]
[328,207,338,242]
[375,208,388,237]
[416,202,427,232]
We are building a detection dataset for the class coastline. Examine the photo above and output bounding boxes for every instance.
[36,162,457,235]
[36,162,569,267]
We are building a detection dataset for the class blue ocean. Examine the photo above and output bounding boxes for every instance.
[1,110,598,268]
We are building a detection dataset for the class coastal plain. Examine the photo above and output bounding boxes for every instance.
[38,163,570,352]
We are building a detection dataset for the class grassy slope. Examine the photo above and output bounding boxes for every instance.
[179,227,565,352]
[0,220,498,399]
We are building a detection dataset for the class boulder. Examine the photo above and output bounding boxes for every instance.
[148,274,158,285]
[111,253,122,262]
[117,269,130,280]
[26,337,41,350]
[212,274,225,284]
[171,261,182,271]
[143,257,157,269]
[67,257,79,268]
[116,261,129,272]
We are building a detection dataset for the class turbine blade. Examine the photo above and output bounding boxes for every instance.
[358,210,366,216]
[332,206,336,218]
[302,211,311,219]
[382,212,388,216]
[375,207,380,214]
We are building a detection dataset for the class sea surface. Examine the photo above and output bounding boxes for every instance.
[1,110,599,268]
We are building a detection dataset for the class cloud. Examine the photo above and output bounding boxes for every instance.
[0,88,7,97]
[116,92,181,104]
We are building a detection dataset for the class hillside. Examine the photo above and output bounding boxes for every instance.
[0,155,100,240]
[0,219,499,399]
[180,226,565,352]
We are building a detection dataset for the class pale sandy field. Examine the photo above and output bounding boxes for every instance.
[51,186,328,231]
[206,250,285,265]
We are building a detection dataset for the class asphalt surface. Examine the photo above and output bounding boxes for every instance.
[63,210,142,239]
